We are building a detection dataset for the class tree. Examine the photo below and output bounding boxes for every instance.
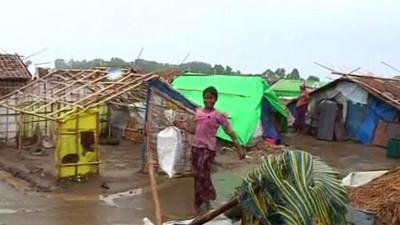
[225,66,233,74]
[274,68,286,78]
[307,75,320,81]
[213,64,225,74]
[54,59,68,69]
[286,68,301,80]
[53,58,240,75]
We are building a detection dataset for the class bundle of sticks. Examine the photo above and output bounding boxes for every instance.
[350,167,400,225]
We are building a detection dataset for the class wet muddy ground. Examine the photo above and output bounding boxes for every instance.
[0,134,398,224]
[285,134,400,175]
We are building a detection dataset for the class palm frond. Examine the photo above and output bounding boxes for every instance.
[236,150,348,225]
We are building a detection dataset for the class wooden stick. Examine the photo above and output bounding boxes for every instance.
[0,70,61,102]
[189,186,262,225]
[48,72,142,116]
[151,88,196,114]
[146,90,163,225]
[58,75,159,121]
[21,70,92,110]
[58,75,158,120]
[31,70,102,113]
[189,198,239,225]
[148,148,163,225]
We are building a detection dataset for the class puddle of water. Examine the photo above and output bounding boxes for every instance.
[99,188,143,207]
[0,209,18,214]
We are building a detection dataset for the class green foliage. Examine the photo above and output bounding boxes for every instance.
[307,75,320,81]
[263,68,303,85]
[54,58,308,79]
[236,150,349,225]
[286,68,300,80]
[54,58,239,75]
[275,68,286,78]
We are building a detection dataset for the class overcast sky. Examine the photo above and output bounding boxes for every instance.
[1,0,399,79]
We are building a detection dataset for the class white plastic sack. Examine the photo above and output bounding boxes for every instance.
[341,170,388,187]
[157,126,185,178]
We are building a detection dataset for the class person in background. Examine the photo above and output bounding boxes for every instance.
[294,84,310,134]
[174,86,245,215]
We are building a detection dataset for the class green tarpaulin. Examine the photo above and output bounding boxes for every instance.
[172,73,288,145]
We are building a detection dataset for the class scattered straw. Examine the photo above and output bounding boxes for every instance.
[350,167,400,225]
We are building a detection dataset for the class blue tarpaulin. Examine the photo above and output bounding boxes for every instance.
[345,101,369,138]
[261,98,283,144]
[356,97,399,144]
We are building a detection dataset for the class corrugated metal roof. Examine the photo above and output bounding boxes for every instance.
[0,54,31,79]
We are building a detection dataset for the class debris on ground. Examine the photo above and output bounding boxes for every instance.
[350,167,400,225]
[101,182,110,190]
[233,150,348,225]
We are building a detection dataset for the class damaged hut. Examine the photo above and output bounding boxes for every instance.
[172,73,289,145]
[0,54,32,142]
[0,54,31,96]
[289,72,400,145]
[0,68,159,179]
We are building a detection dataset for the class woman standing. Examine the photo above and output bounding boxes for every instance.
[294,84,310,134]
[175,86,245,215]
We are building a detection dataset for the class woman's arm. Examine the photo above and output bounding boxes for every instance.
[223,125,246,160]
[173,120,196,135]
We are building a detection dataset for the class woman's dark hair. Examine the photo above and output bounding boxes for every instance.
[203,86,218,99]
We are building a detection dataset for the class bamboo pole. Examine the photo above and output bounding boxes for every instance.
[146,90,163,225]
[58,75,159,121]
[95,112,100,174]
[47,72,137,116]
[75,110,80,177]
[20,70,92,110]
[23,93,84,110]
[17,114,23,151]
[151,88,196,114]
[189,197,239,225]
[0,104,57,121]
[0,70,61,102]
[31,70,102,113]
[148,147,162,225]
[61,161,101,167]
[57,122,62,179]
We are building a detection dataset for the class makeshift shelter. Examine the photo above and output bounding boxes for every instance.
[0,54,32,142]
[141,78,197,174]
[289,72,400,145]
[172,73,288,145]
[107,68,183,142]
[0,54,31,96]
[271,79,325,101]
[0,68,159,178]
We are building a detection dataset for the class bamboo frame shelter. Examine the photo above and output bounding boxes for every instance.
[0,68,159,178]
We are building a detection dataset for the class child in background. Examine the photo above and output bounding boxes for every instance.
[175,86,245,215]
